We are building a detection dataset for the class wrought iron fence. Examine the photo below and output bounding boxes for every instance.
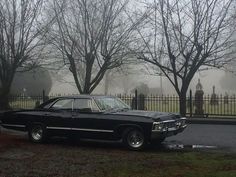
[8,93,236,117]
[117,94,236,117]
[191,95,236,117]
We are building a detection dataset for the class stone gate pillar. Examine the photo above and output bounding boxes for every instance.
[195,79,204,115]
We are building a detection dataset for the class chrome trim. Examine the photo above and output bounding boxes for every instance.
[46,126,113,133]
[2,124,26,128]
[152,122,161,126]
[71,128,113,133]
[152,117,187,132]
[31,125,43,141]
[182,124,187,128]
[127,129,144,148]
[162,120,176,123]
[47,127,71,130]
[162,127,177,132]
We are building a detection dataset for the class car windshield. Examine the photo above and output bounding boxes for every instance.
[94,97,130,111]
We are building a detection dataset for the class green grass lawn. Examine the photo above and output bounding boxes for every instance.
[10,99,37,109]
[1,146,236,177]
[84,150,236,177]
[0,134,236,177]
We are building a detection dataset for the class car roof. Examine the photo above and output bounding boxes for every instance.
[38,95,116,108]
[52,95,115,99]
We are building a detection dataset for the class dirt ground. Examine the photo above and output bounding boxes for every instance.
[0,132,159,177]
[0,131,236,177]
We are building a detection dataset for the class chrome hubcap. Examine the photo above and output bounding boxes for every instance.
[31,126,43,141]
[127,130,144,148]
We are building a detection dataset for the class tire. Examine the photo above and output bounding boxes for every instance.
[123,128,146,151]
[28,124,47,143]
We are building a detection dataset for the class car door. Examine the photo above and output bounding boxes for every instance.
[44,98,73,136]
[71,98,115,140]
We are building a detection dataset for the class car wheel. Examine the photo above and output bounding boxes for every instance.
[28,124,46,143]
[123,128,146,150]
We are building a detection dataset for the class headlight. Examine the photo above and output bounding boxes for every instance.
[179,118,186,127]
[152,122,164,131]
[175,120,182,127]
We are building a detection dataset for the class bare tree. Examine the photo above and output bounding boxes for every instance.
[136,0,235,116]
[49,0,141,94]
[0,0,49,110]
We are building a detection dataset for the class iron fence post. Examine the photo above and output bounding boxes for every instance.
[190,89,192,117]
[135,89,138,110]
[43,90,46,103]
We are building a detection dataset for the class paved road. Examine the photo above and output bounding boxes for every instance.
[166,124,236,152]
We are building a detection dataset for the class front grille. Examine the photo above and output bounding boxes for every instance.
[163,121,176,129]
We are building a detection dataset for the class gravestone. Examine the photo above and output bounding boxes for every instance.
[195,79,204,115]
[35,101,40,108]
[210,86,219,105]
[224,92,229,104]
[131,93,146,110]
[138,93,146,110]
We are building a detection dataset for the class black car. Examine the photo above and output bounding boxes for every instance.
[0,95,187,150]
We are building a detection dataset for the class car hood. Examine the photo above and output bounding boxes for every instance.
[109,110,178,121]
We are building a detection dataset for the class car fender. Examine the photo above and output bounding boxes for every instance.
[26,121,46,131]
[114,124,146,138]
[0,111,3,121]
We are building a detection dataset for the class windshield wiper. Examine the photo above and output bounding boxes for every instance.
[120,107,130,111]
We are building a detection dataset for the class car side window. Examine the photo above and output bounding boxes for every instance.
[50,99,73,110]
[73,99,99,113]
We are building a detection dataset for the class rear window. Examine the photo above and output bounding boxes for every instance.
[51,99,74,110]
[37,98,58,109]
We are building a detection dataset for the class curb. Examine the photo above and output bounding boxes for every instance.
[187,118,236,125]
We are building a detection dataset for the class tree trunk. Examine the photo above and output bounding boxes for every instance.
[81,90,91,94]
[83,53,95,94]
[0,88,11,110]
[179,92,187,117]
[104,72,110,95]
[0,73,14,110]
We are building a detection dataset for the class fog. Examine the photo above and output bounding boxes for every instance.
[50,68,236,96]
[48,0,236,97]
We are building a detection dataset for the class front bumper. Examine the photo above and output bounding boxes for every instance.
[151,125,187,140]
[151,117,187,140]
